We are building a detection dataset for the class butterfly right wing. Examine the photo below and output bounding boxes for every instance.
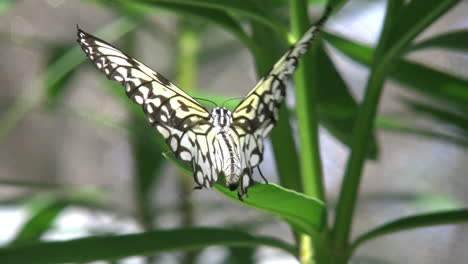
[77,28,212,166]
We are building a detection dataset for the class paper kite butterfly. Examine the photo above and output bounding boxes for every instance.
[77,10,329,200]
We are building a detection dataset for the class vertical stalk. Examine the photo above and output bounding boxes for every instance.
[332,1,404,261]
[289,1,329,263]
[289,0,325,206]
[176,19,200,264]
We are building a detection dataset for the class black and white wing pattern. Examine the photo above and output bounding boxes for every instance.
[77,28,222,189]
[231,9,330,195]
[77,7,330,200]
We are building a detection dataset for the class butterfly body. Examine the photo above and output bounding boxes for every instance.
[77,9,328,200]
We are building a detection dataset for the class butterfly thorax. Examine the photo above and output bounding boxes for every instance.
[210,107,241,190]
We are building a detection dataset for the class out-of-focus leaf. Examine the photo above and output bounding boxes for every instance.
[385,0,462,57]
[391,60,468,113]
[359,192,464,211]
[0,0,15,15]
[402,99,468,137]
[377,116,468,147]
[324,33,468,114]
[222,247,255,264]
[131,115,165,228]
[315,42,378,158]
[128,0,287,37]
[0,228,294,264]
[351,209,468,252]
[0,17,139,141]
[409,30,468,53]
[9,195,67,246]
[107,0,263,59]
[164,152,326,236]
[44,44,79,109]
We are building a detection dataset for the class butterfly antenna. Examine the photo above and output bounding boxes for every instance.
[221,96,244,108]
[257,167,269,184]
[193,97,218,108]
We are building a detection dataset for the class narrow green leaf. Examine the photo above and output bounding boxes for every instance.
[315,42,378,158]
[324,33,468,114]
[131,0,288,37]
[351,209,468,252]
[377,116,468,147]
[9,198,66,246]
[390,60,468,114]
[387,0,462,57]
[402,99,468,137]
[0,228,294,264]
[0,17,139,141]
[44,44,79,109]
[409,30,468,53]
[110,0,263,60]
[163,153,326,236]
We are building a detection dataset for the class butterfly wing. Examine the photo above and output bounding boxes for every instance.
[231,13,328,196]
[77,28,219,185]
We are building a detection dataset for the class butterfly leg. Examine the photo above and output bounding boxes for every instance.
[257,167,268,184]
[237,192,244,202]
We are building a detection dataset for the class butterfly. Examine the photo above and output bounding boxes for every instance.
[77,11,329,200]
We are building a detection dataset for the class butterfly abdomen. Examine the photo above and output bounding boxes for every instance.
[218,131,241,190]
[210,107,242,190]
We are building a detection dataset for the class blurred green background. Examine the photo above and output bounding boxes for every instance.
[0,0,467,263]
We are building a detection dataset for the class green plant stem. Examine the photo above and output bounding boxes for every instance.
[290,0,324,204]
[289,0,328,263]
[331,0,405,260]
[176,19,200,264]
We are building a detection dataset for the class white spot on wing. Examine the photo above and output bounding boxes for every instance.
[146,104,154,114]
[180,151,192,161]
[250,154,260,166]
[134,95,144,105]
[170,137,178,151]
[156,125,170,139]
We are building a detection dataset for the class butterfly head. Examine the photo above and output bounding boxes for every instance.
[210,107,233,128]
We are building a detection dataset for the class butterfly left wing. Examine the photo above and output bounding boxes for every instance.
[231,9,330,196]
[77,28,221,188]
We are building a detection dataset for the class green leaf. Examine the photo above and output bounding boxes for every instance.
[351,209,468,252]
[0,228,294,264]
[130,0,288,37]
[377,116,468,147]
[315,42,378,158]
[409,30,468,53]
[390,60,468,114]
[0,0,15,15]
[44,44,79,109]
[402,99,468,138]
[222,247,256,264]
[108,0,263,60]
[216,183,326,236]
[9,196,67,246]
[387,0,462,56]
[0,17,139,141]
[163,152,326,236]
[324,33,468,114]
